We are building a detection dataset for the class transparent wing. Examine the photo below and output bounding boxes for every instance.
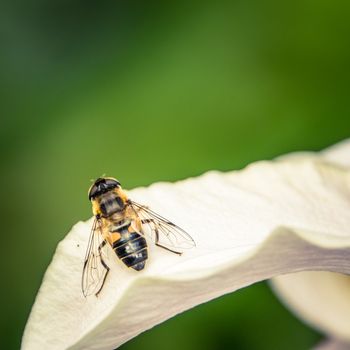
[81,217,110,297]
[129,200,196,253]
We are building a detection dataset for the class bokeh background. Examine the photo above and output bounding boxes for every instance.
[1,0,350,349]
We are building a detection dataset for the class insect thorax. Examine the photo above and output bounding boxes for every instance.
[96,191,126,218]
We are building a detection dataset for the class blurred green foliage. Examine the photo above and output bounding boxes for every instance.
[1,0,349,349]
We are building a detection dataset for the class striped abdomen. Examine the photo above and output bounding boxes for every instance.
[111,224,148,271]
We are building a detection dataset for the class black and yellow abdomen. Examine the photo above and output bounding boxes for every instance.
[111,223,148,271]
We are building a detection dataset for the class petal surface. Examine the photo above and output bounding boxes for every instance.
[271,138,350,343]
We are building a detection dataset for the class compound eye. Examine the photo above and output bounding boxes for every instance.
[88,184,98,200]
[105,178,121,187]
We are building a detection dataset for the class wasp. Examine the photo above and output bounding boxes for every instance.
[82,177,195,296]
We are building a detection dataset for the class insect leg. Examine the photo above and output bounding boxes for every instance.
[141,219,182,255]
[95,240,110,297]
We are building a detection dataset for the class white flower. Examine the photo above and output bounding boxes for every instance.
[22,140,350,350]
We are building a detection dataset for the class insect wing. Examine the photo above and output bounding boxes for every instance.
[130,200,195,252]
[81,217,109,297]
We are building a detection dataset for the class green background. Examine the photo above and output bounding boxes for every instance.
[1,0,349,349]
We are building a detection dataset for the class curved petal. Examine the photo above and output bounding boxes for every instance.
[22,141,350,350]
[272,272,350,342]
[271,139,350,343]
[314,338,350,350]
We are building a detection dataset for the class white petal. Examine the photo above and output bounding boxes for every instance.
[313,338,350,350]
[271,272,350,342]
[271,139,350,343]
[322,138,350,167]
[22,141,350,350]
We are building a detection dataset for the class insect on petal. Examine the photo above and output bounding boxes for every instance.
[22,139,350,350]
